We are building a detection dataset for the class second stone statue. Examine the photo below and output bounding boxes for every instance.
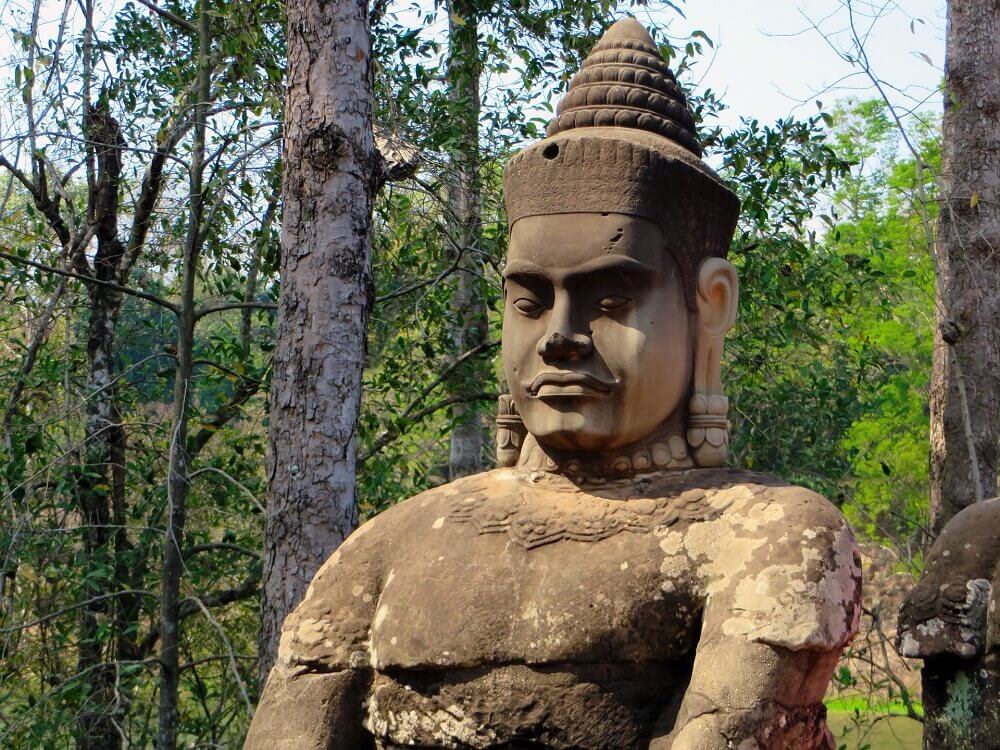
[246,17,862,750]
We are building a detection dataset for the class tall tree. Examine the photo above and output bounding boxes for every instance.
[445,0,488,479]
[260,0,377,676]
[366,2,668,488]
[157,1,211,745]
[928,0,1000,534]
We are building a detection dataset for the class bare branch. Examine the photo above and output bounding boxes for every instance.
[403,339,499,421]
[376,245,467,303]
[121,118,193,281]
[186,360,270,458]
[193,301,277,320]
[0,590,158,633]
[189,596,254,716]
[135,0,197,33]
[189,467,265,514]
[1,278,67,440]
[192,358,262,383]
[0,251,179,314]
[179,654,257,671]
[241,189,279,354]
[0,154,75,253]
[0,155,36,196]
[183,542,260,561]
[360,391,497,463]
[139,574,259,656]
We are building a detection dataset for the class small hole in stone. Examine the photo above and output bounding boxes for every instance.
[542,143,559,160]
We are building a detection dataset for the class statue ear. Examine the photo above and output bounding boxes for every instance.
[687,257,738,467]
[695,257,739,337]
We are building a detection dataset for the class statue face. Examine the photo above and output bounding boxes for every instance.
[502,213,693,452]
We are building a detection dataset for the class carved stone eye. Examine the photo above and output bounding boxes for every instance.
[597,295,632,312]
[513,298,543,316]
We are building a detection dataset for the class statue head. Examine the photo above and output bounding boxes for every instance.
[500,18,740,469]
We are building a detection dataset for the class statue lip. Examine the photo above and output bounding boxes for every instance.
[526,371,614,397]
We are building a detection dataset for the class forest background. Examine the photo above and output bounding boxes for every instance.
[0,0,945,746]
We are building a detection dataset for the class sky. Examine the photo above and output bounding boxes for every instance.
[1,0,946,146]
[639,0,946,129]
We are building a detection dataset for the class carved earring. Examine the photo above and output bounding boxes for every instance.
[687,393,730,466]
[688,257,738,467]
[496,395,526,467]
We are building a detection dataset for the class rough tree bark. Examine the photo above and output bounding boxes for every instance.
[260,0,376,678]
[446,0,489,479]
[928,0,1000,535]
[57,4,129,746]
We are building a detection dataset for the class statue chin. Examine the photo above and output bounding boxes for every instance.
[519,401,614,453]
[529,422,619,454]
[517,397,681,455]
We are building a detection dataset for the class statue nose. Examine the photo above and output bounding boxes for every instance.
[537,331,594,360]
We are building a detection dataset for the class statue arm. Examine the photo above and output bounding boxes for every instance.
[245,514,392,749]
[656,637,840,750]
[244,662,372,750]
[657,488,862,749]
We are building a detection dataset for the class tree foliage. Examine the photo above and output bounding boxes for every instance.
[0,0,937,745]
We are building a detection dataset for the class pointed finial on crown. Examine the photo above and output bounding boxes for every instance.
[547,17,701,156]
[600,16,657,47]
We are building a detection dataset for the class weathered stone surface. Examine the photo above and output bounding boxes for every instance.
[243,665,368,750]
[898,497,1000,748]
[899,498,1000,660]
[246,17,862,749]
[249,468,860,748]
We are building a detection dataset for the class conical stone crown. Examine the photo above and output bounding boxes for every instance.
[547,17,701,156]
[503,18,740,309]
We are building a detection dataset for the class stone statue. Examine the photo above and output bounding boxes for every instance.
[246,18,861,750]
[898,498,1000,748]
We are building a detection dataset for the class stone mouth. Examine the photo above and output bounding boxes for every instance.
[526,371,615,397]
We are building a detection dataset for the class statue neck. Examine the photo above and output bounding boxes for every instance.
[515,418,694,483]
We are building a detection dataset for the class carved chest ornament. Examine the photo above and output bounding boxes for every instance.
[448,480,743,549]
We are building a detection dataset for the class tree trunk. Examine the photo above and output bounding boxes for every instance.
[260,0,376,678]
[157,4,210,747]
[75,292,123,750]
[446,0,488,480]
[928,0,1000,535]
[75,104,128,750]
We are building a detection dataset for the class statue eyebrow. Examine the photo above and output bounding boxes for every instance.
[502,256,655,282]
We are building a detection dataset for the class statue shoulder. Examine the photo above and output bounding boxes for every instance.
[696,479,862,652]
[751,481,850,534]
[276,472,502,671]
[385,470,507,519]
[276,513,385,671]
[311,470,502,567]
